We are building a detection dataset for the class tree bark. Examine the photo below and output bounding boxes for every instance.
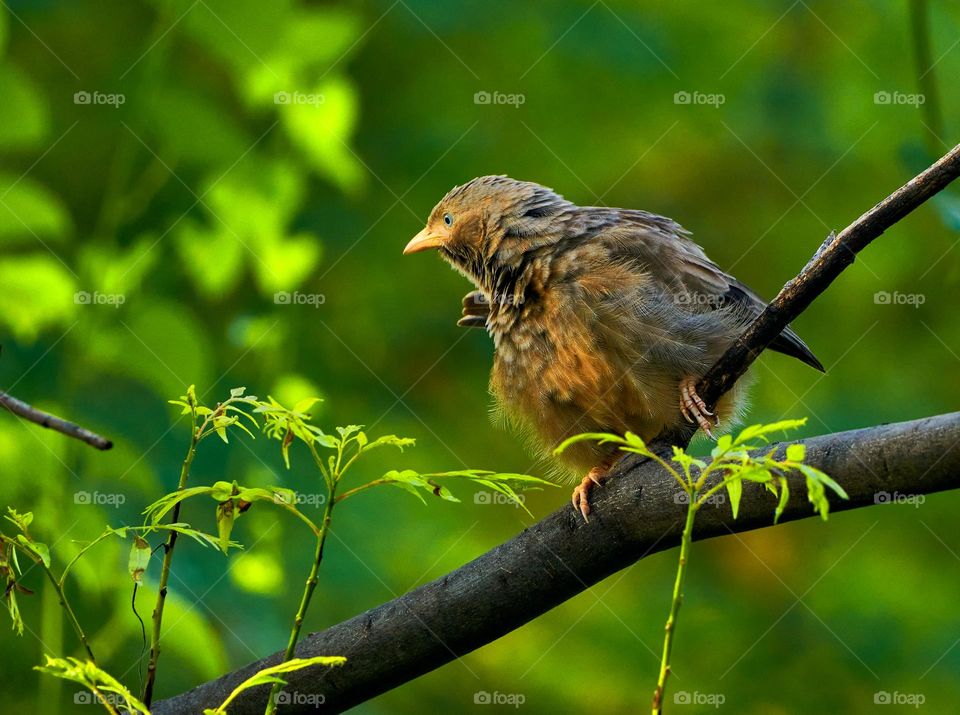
[154,411,960,714]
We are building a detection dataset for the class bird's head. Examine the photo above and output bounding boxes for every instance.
[403,175,573,291]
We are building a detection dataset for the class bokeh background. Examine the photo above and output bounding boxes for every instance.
[1,0,958,712]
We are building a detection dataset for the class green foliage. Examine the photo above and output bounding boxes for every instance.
[557,418,848,523]
[205,656,346,715]
[34,656,150,715]
[560,419,848,713]
[5,383,554,711]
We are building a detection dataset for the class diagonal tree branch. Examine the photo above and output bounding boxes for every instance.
[155,142,960,713]
[0,391,113,451]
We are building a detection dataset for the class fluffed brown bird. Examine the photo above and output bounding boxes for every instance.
[404,176,823,521]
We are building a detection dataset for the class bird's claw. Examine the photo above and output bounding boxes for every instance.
[571,466,607,522]
[679,377,718,439]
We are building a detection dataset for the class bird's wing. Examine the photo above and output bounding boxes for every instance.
[601,211,824,372]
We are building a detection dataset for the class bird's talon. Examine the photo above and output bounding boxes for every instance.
[679,377,717,439]
[571,467,609,523]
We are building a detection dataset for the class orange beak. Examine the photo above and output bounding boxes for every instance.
[403,228,444,255]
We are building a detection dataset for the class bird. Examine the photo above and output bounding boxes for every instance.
[403,176,823,521]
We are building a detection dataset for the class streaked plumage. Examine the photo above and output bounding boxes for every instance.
[405,176,823,520]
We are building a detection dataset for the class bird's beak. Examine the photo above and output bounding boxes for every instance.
[403,228,444,255]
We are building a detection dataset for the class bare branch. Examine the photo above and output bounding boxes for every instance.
[0,391,113,451]
[697,141,960,409]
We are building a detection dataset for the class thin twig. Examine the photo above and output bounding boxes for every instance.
[0,391,112,451]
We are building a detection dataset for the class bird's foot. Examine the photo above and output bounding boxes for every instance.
[571,465,608,523]
[457,290,489,328]
[679,376,719,439]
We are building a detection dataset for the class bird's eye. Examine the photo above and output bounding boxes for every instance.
[443,213,454,227]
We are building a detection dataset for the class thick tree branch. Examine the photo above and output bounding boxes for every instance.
[0,391,112,451]
[155,412,960,714]
[156,143,960,713]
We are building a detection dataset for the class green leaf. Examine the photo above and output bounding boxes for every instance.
[128,536,150,583]
[143,486,215,524]
[0,174,70,246]
[210,481,238,502]
[554,432,627,456]
[16,536,50,568]
[774,480,791,524]
[0,255,76,342]
[208,655,346,714]
[361,434,416,453]
[785,443,806,462]
[216,501,236,554]
[293,397,322,413]
[5,508,33,532]
[34,656,150,715]
[725,478,742,519]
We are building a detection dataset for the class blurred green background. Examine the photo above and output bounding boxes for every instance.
[1,0,958,712]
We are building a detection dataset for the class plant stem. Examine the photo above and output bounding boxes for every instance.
[652,492,697,715]
[265,489,336,715]
[40,564,97,663]
[143,429,199,706]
